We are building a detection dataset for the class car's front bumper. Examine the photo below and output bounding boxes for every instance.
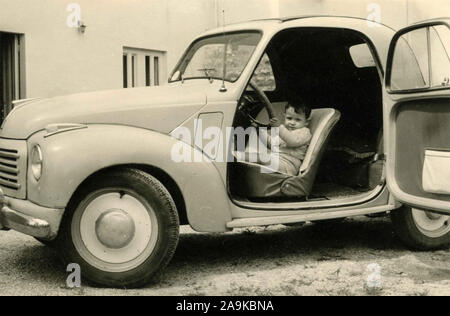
[0,189,64,240]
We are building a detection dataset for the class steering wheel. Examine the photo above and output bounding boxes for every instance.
[239,82,277,127]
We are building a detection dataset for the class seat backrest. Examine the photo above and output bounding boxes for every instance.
[300,108,341,174]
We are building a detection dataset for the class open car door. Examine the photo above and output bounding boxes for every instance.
[384,19,450,215]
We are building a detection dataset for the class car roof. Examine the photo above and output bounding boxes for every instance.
[250,14,391,26]
[249,14,450,30]
[199,15,397,37]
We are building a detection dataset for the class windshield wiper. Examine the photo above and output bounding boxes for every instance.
[197,68,217,81]
[178,76,230,83]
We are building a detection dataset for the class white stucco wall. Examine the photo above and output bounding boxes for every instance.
[278,0,450,30]
[0,0,216,98]
[218,0,279,24]
[406,0,450,24]
[217,0,450,31]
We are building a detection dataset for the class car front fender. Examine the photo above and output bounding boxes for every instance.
[27,125,232,232]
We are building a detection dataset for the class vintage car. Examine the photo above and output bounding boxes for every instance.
[0,16,449,288]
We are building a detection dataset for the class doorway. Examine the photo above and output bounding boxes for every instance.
[0,32,25,122]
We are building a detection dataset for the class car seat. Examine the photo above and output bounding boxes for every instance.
[233,107,341,198]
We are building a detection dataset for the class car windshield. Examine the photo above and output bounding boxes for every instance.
[170,31,262,83]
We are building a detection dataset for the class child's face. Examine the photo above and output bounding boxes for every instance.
[284,107,308,131]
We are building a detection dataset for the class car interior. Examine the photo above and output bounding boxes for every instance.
[228,27,385,204]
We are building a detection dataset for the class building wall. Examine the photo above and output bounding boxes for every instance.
[278,0,450,30]
[219,0,279,24]
[0,0,216,98]
[406,0,450,24]
[218,0,450,31]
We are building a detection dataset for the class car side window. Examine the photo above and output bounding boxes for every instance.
[250,53,276,91]
[391,28,429,91]
[430,25,450,88]
[390,24,450,91]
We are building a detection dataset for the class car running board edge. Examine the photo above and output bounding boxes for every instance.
[226,205,395,228]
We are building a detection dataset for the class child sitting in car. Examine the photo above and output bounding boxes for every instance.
[264,99,312,176]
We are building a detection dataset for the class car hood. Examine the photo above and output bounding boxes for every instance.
[1,84,208,139]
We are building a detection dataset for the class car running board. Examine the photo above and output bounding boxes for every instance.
[226,205,395,229]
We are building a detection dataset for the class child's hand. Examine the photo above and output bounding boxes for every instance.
[269,118,280,127]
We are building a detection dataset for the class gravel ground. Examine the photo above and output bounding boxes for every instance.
[0,216,449,296]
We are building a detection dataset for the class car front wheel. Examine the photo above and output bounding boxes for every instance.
[391,206,450,250]
[57,168,179,288]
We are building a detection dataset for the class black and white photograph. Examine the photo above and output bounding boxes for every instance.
[0,0,449,299]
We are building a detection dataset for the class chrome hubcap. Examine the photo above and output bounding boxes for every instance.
[95,209,136,249]
[425,212,442,221]
[412,208,450,238]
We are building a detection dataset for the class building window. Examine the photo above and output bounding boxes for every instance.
[123,54,128,88]
[145,56,151,86]
[131,55,137,87]
[123,47,165,88]
[154,56,159,86]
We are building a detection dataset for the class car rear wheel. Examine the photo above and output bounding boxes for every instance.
[390,205,450,250]
[57,168,179,288]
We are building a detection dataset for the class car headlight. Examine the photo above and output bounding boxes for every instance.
[31,145,43,181]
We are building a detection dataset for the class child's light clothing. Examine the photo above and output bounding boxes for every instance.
[269,125,312,176]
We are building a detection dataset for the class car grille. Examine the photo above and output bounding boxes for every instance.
[0,148,20,190]
[0,139,27,199]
